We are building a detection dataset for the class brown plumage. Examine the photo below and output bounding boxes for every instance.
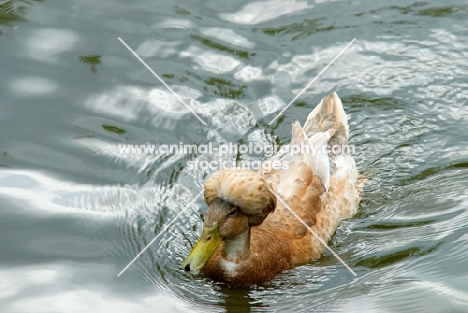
[182,92,361,286]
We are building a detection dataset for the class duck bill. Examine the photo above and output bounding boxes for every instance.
[182,225,222,271]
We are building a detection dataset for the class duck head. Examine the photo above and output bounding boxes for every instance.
[182,169,276,272]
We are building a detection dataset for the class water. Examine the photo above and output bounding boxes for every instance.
[1,0,468,312]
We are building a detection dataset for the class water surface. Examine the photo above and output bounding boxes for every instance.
[1,0,468,312]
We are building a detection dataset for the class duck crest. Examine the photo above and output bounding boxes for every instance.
[204,169,276,226]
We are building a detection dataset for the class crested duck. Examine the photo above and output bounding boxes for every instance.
[182,92,361,285]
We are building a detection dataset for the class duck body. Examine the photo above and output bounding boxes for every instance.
[203,224,293,285]
[182,92,361,286]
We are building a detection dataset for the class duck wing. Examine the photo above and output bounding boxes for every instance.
[261,92,356,237]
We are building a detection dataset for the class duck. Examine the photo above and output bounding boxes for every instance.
[182,92,361,286]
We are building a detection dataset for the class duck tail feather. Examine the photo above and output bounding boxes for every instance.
[303,92,349,141]
[303,92,356,178]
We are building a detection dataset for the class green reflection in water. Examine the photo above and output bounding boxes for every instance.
[366,220,434,230]
[191,34,251,59]
[258,18,334,42]
[343,95,407,111]
[169,164,183,184]
[417,6,465,17]
[174,5,190,15]
[79,55,101,74]
[180,70,203,83]
[389,2,465,17]
[294,101,308,108]
[389,2,427,15]
[173,4,202,20]
[398,161,468,186]
[356,243,441,269]
[1,151,10,168]
[0,0,44,35]
[204,77,246,99]
[102,124,126,135]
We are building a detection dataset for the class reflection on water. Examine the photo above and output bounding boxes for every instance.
[0,0,44,35]
[148,21,191,42]
[219,0,310,25]
[26,28,78,62]
[12,76,58,96]
[259,18,336,41]
[79,55,101,74]
[1,0,468,312]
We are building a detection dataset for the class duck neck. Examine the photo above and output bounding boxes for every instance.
[222,228,251,262]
